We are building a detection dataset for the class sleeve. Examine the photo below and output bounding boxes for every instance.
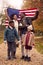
[14,29,20,41]
[4,29,8,41]
[30,11,39,21]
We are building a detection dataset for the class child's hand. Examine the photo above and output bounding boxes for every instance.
[4,41,7,44]
[32,44,35,48]
[16,44,19,47]
[28,43,31,46]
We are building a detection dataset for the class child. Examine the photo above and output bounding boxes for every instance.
[4,21,20,60]
[25,25,35,61]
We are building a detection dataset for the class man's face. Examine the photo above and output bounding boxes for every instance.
[10,22,14,27]
[20,13,25,18]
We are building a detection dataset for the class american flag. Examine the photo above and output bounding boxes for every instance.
[19,8,38,17]
[5,8,38,27]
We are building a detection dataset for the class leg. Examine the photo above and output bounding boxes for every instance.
[21,45,25,57]
[21,34,26,59]
[7,42,11,59]
[25,49,28,57]
[11,42,16,59]
[25,49,31,61]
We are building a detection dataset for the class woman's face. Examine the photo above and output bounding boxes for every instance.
[13,15,17,20]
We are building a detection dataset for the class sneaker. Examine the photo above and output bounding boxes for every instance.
[21,56,25,59]
[27,57,31,62]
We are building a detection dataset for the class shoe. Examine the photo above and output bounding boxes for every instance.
[24,56,28,61]
[24,56,31,61]
[21,56,25,59]
[26,57,31,62]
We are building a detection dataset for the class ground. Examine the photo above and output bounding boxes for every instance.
[0,43,43,65]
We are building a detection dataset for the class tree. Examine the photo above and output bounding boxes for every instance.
[22,0,43,32]
[0,13,6,25]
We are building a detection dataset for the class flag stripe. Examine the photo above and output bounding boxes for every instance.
[5,8,38,27]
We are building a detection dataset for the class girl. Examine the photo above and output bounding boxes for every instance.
[25,25,35,61]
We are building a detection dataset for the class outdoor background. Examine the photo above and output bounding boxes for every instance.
[0,0,43,65]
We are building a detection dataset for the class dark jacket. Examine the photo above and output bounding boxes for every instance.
[4,27,19,42]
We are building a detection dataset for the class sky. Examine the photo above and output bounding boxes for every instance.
[0,0,23,13]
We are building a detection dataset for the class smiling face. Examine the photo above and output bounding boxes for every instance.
[13,15,17,20]
[9,21,14,27]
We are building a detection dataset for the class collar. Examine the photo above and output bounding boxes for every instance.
[9,26,13,29]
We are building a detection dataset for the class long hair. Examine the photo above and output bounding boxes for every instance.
[10,14,15,20]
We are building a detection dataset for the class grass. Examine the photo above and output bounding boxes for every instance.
[35,37,43,54]
[0,31,4,44]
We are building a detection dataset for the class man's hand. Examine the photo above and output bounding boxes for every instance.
[16,44,19,47]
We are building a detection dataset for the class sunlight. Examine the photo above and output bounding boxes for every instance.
[7,0,23,9]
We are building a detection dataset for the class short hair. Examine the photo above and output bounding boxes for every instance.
[22,12,26,16]
[9,20,14,24]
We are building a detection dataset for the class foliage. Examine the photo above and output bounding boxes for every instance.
[35,37,43,54]
[0,13,6,25]
[22,0,43,32]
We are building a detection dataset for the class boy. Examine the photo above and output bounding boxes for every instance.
[4,20,20,60]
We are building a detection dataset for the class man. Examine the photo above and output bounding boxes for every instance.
[19,11,39,59]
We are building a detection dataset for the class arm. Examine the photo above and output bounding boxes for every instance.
[32,33,35,46]
[30,11,39,21]
[14,29,20,41]
[26,17,32,25]
[4,29,8,41]
[5,9,10,20]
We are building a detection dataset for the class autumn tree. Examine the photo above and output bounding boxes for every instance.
[22,0,43,32]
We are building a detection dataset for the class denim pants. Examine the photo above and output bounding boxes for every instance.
[7,41,16,58]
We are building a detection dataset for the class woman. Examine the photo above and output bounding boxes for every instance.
[24,25,35,61]
[10,14,18,32]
